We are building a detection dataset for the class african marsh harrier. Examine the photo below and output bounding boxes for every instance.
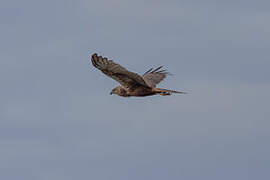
[91,53,186,97]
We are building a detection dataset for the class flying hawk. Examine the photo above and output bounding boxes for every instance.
[91,53,186,97]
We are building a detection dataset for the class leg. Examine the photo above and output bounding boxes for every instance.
[159,92,171,96]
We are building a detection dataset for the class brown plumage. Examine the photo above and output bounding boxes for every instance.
[91,53,186,97]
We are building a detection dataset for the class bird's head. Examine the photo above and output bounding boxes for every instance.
[110,87,119,95]
[110,86,128,96]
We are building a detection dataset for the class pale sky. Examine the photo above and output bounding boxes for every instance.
[1,0,270,180]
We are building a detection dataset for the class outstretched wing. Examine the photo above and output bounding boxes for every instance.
[142,66,170,87]
[91,53,149,89]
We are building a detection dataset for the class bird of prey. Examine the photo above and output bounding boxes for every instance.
[91,53,186,97]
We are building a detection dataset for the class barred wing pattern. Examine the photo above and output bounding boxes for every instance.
[91,54,149,90]
[142,66,169,87]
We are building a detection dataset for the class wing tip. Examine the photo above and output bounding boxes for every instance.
[91,53,111,70]
[143,66,172,76]
[91,53,99,68]
[92,53,98,58]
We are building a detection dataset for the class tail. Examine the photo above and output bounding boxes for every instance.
[153,88,187,96]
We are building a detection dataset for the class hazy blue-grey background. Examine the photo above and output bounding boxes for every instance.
[1,0,270,179]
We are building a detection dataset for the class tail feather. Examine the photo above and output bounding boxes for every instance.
[153,88,187,96]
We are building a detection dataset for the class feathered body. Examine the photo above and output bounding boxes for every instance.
[111,86,155,97]
[91,53,186,97]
